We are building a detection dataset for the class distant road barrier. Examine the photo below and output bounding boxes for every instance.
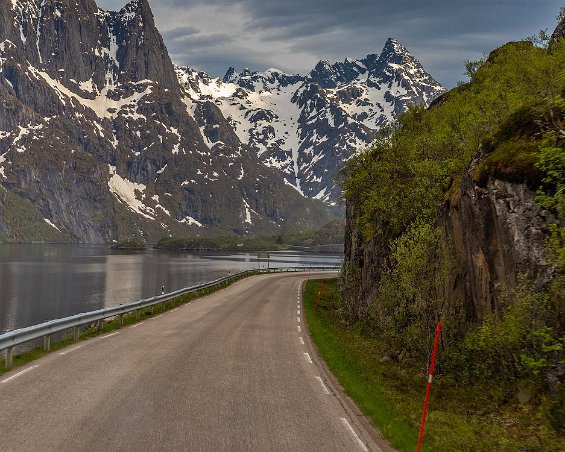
[0,266,340,368]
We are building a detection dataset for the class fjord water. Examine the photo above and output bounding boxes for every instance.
[0,245,342,333]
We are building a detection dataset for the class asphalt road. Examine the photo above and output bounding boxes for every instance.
[0,272,386,451]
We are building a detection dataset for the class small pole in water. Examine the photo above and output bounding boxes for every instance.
[161,285,165,295]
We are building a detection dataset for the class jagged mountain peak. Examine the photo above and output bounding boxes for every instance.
[307,57,367,88]
[176,37,444,204]
[223,66,237,83]
[376,37,421,68]
[221,66,304,92]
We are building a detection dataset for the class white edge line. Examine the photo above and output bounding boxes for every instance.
[297,317,301,323]
[130,322,144,329]
[316,376,330,394]
[59,345,84,356]
[340,418,369,452]
[299,337,305,345]
[304,352,312,364]
[151,315,163,320]
[297,326,301,332]
[100,332,119,339]
[1,365,39,384]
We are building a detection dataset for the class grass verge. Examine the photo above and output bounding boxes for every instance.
[0,271,259,375]
[303,278,564,451]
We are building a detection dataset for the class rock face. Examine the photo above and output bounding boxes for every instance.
[442,164,550,321]
[344,158,551,322]
[178,38,445,204]
[550,16,565,51]
[0,0,330,242]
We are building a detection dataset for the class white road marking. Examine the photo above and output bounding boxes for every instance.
[297,317,301,323]
[1,365,39,384]
[304,352,312,364]
[297,326,301,332]
[316,376,330,394]
[130,322,144,329]
[100,332,119,339]
[59,345,84,356]
[171,308,179,312]
[151,315,163,320]
[340,418,369,451]
[299,337,305,345]
[297,309,300,314]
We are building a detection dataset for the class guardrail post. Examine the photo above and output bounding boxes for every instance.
[119,314,124,326]
[97,319,103,332]
[73,326,80,341]
[161,301,165,311]
[5,347,14,368]
[136,310,141,320]
[43,335,51,352]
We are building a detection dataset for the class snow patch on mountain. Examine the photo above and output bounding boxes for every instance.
[176,38,444,204]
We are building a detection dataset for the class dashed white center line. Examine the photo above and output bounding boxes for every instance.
[340,418,369,451]
[1,365,39,384]
[130,322,144,329]
[297,326,301,332]
[316,376,330,394]
[59,345,84,356]
[304,352,312,364]
[299,337,305,345]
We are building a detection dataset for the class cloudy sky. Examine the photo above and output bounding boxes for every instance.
[97,0,563,88]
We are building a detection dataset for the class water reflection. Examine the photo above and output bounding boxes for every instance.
[0,245,342,333]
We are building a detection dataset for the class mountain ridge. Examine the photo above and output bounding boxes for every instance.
[178,37,445,202]
[0,0,443,243]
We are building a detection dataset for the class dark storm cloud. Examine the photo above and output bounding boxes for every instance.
[97,0,563,87]
[162,25,200,40]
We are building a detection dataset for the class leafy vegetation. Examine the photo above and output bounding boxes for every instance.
[0,187,72,243]
[156,220,345,252]
[305,279,565,451]
[111,239,147,250]
[339,20,565,442]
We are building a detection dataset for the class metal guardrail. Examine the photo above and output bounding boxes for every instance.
[0,266,340,368]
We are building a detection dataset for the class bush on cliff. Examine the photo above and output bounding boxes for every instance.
[340,22,565,430]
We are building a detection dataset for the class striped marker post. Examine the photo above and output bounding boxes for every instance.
[313,279,325,318]
[417,321,442,452]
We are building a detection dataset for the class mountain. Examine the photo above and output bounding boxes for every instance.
[0,0,443,243]
[0,0,330,243]
[176,38,444,203]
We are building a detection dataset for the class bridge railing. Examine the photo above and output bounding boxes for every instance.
[0,266,340,368]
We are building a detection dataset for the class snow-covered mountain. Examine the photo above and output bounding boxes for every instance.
[0,0,331,242]
[176,38,445,203]
[0,0,443,243]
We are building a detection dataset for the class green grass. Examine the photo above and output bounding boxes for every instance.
[0,271,258,375]
[303,278,565,451]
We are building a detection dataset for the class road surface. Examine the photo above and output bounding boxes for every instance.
[0,272,386,451]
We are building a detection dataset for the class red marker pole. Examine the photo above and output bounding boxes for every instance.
[417,321,442,452]
[313,279,325,318]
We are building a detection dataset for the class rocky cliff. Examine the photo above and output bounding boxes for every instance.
[0,0,331,242]
[342,28,565,338]
[343,121,554,326]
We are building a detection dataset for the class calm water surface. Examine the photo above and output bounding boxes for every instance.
[0,245,342,333]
